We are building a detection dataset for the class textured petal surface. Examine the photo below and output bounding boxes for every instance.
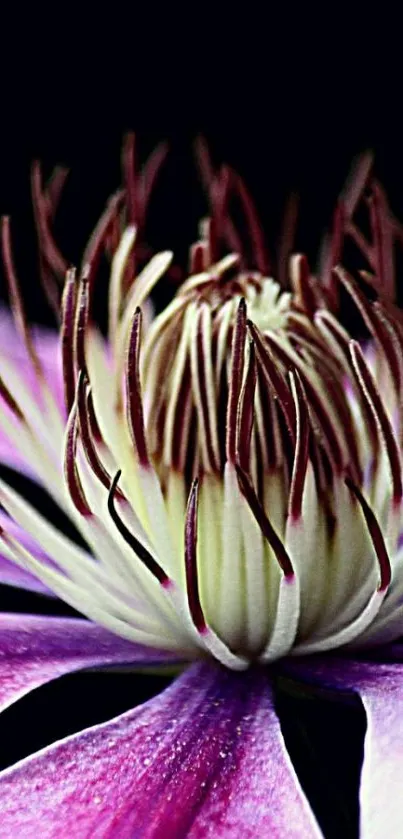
[0,613,180,713]
[281,654,403,839]
[0,662,320,838]
[0,511,57,596]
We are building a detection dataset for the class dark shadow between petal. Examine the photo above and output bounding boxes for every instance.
[0,669,175,771]
[273,673,366,839]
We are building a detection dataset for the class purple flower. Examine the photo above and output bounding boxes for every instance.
[0,139,401,836]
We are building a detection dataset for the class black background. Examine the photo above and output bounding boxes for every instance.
[0,14,401,838]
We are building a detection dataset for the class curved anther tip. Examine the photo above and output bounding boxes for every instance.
[110,470,122,499]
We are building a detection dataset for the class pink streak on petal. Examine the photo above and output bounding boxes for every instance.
[0,511,57,596]
[281,654,403,839]
[0,662,320,838]
[0,614,179,713]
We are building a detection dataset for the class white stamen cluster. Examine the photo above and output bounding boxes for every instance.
[0,154,403,670]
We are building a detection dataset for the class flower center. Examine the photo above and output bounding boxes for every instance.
[142,264,290,485]
[1,145,403,670]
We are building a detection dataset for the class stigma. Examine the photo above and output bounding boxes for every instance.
[1,142,403,670]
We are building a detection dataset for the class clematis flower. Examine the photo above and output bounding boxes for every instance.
[0,138,402,837]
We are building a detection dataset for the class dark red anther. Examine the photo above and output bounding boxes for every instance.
[45,166,70,215]
[247,321,296,442]
[288,370,310,521]
[236,464,294,577]
[74,269,90,378]
[345,476,392,591]
[368,181,395,301]
[289,254,317,317]
[61,268,78,415]
[1,216,43,380]
[194,308,220,472]
[126,308,149,466]
[237,340,257,471]
[141,142,169,211]
[77,370,116,494]
[350,340,403,504]
[227,167,270,275]
[333,265,398,371]
[81,189,125,287]
[122,133,139,227]
[331,201,345,270]
[262,331,344,472]
[64,400,92,518]
[316,310,380,459]
[206,217,219,265]
[31,161,69,279]
[189,242,207,275]
[342,151,373,219]
[226,298,247,464]
[108,471,169,585]
[184,478,206,632]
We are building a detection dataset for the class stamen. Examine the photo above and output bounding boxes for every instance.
[31,161,68,278]
[1,217,43,380]
[108,471,169,586]
[227,166,270,274]
[288,370,310,521]
[368,181,395,300]
[334,265,401,387]
[81,190,125,285]
[122,133,140,227]
[45,166,69,215]
[235,464,294,578]
[350,340,403,504]
[141,141,169,210]
[63,397,92,517]
[126,307,149,466]
[184,478,206,632]
[189,304,220,472]
[345,476,392,590]
[263,331,344,472]
[343,150,373,217]
[226,298,247,464]
[237,340,257,471]
[248,321,295,441]
[74,269,90,377]
[77,370,114,493]
[61,267,78,415]
[289,254,316,317]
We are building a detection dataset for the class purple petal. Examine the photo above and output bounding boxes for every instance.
[281,654,403,838]
[0,309,63,476]
[0,511,57,596]
[0,662,320,838]
[0,310,63,405]
[0,613,180,713]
